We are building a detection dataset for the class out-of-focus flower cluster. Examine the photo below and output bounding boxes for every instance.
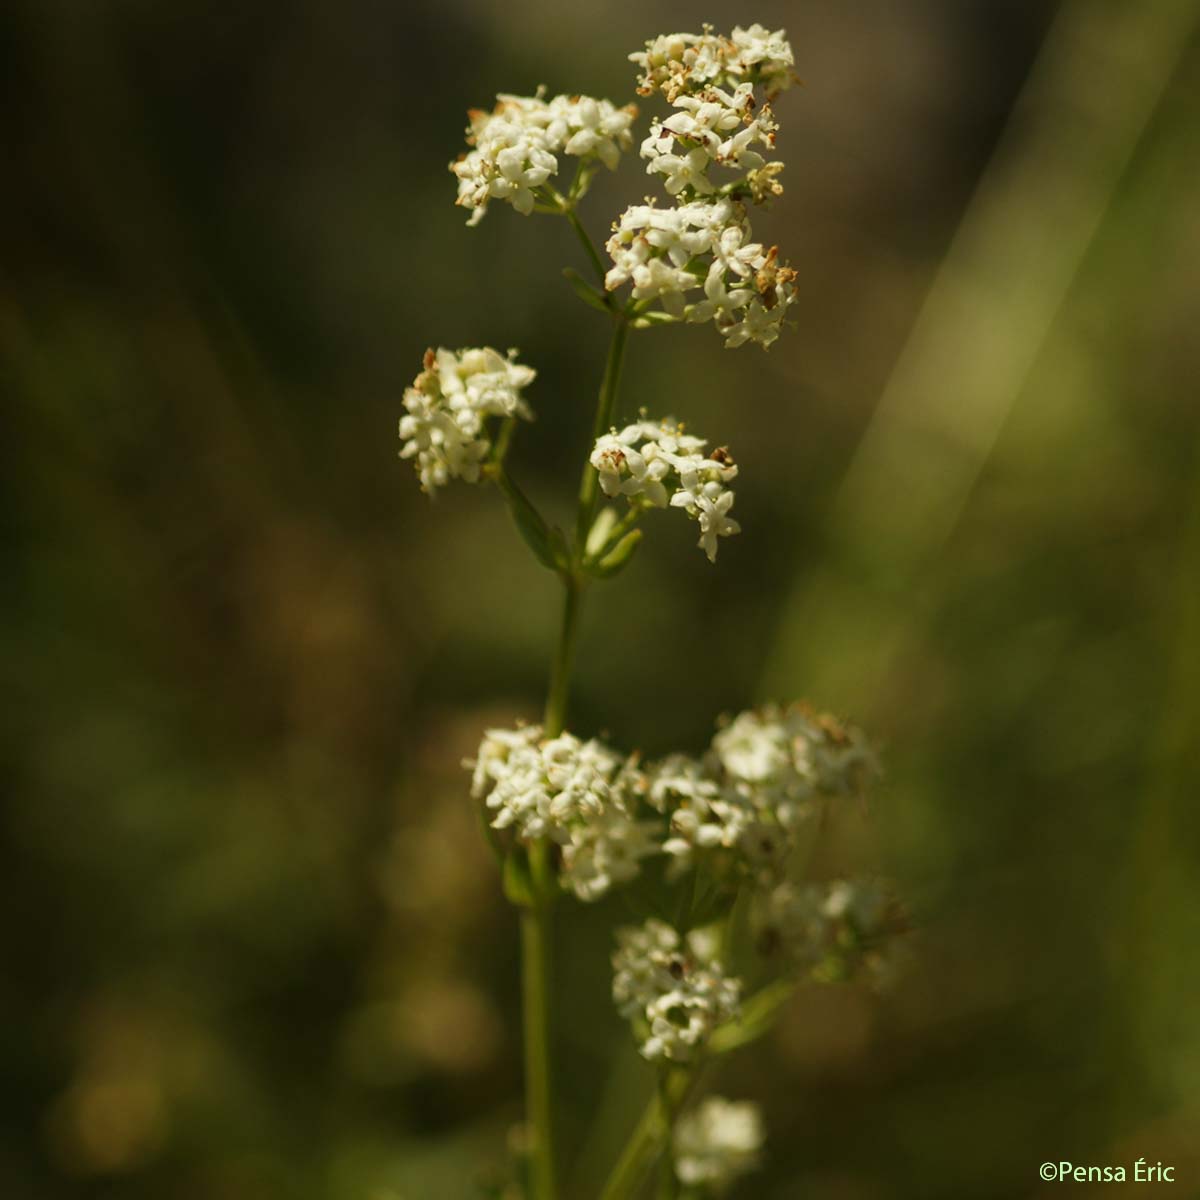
[451,90,637,225]
[647,705,880,882]
[465,704,879,901]
[612,919,741,1061]
[674,1096,764,1192]
[753,878,907,985]
[605,198,797,348]
[467,726,659,901]
[399,347,535,493]
[603,25,798,347]
[590,417,740,560]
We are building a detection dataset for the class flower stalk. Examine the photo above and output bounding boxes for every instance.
[576,317,630,553]
[598,1068,697,1200]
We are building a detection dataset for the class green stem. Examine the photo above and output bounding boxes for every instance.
[596,978,797,1200]
[598,1069,696,1200]
[576,318,630,551]
[656,1072,679,1199]
[491,416,517,464]
[521,876,557,1200]
[709,978,797,1054]
[541,180,608,288]
[520,311,631,1200]
[544,574,581,738]
[586,504,643,564]
[565,208,609,288]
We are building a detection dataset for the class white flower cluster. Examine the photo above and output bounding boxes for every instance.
[640,82,776,194]
[605,199,797,349]
[754,878,903,984]
[647,705,879,879]
[399,347,535,493]
[631,25,796,102]
[674,1096,764,1191]
[713,704,879,804]
[590,418,740,561]
[467,726,659,901]
[606,26,800,348]
[612,919,741,1061]
[451,90,637,225]
[639,80,778,198]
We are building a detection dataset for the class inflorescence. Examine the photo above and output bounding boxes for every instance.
[649,704,880,882]
[603,24,800,347]
[451,90,637,225]
[399,346,536,493]
[674,1096,765,1190]
[612,918,741,1061]
[590,417,740,560]
[468,725,659,902]
[397,24,908,1193]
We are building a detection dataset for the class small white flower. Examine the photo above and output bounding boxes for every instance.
[606,200,797,349]
[674,1096,764,1191]
[647,753,740,869]
[670,481,740,563]
[639,82,775,197]
[642,134,716,196]
[621,26,800,347]
[754,878,902,984]
[712,704,878,817]
[399,347,536,493]
[605,199,735,300]
[631,26,796,100]
[590,428,673,507]
[729,23,796,94]
[561,807,661,902]
[662,85,753,151]
[552,93,637,170]
[646,752,721,813]
[589,418,740,561]
[710,709,792,785]
[611,919,741,1061]
[451,90,636,225]
[630,31,727,101]
[467,725,658,901]
[647,706,879,881]
[717,294,789,349]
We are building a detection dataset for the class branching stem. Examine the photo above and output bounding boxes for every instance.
[566,207,610,288]
[598,1068,697,1200]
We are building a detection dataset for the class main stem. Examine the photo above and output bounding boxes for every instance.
[523,312,630,1200]
[521,860,556,1200]
[544,576,580,740]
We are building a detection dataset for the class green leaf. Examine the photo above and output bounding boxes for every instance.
[498,473,567,572]
[563,267,612,313]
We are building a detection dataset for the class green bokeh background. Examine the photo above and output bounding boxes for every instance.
[4,1,1199,1196]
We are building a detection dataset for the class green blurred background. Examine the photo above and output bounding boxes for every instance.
[4,0,1199,1196]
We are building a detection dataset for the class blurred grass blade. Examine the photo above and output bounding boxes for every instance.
[763,0,1200,705]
